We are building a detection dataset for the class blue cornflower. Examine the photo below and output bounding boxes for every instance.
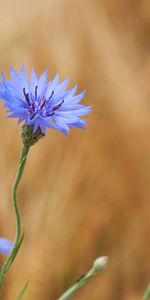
[0,237,13,256]
[0,66,91,135]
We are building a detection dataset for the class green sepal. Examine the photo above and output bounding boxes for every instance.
[21,125,44,146]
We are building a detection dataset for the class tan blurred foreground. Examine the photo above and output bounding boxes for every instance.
[0,0,150,299]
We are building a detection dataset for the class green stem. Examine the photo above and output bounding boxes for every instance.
[58,269,96,300]
[16,281,29,300]
[142,283,150,300]
[58,257,108,300]
[0,146,30,290]
[12,146,30,245]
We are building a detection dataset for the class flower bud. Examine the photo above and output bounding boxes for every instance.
[93,256,108,272]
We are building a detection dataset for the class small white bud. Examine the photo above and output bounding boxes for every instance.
[93,256,109,272]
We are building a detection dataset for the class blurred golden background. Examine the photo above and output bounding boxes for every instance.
[0,0,150,299]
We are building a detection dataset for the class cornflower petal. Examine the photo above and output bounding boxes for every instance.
[0,237,14,256]
[31,68,38,85]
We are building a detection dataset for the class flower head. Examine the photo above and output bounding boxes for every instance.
[0,66,91,135]
[0,237,14,256]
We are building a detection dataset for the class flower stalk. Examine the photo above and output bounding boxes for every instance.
[142,283,150,300]
[16,281,29,300]
[0,145,30,289]
[58,256,108,300]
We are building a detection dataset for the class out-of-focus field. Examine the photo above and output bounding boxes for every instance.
[0,0,150,299]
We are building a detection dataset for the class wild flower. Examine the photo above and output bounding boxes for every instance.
[0,238,13,256]
[0,66,91,135]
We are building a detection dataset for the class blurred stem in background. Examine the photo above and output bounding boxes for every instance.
[0,145,30,290]
[142,283,150,300]
[58,256,108,300]
[16,281,29,300]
